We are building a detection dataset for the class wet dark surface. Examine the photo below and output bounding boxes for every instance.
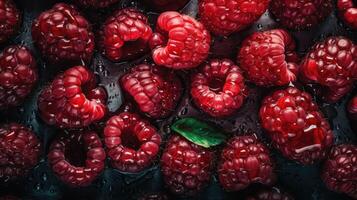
[0,0,356,199]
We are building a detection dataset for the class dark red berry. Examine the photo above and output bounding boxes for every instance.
[48,131,106,187]
[104,112,161,173]
[238,29,299,87]
[161,135,214,196]
[143,0,190,12]
[0,45,38,109]
[300,36,357,103]
[0,123,41,182]
[347,96,357,125]
[190,59,246,117]
[74,0,120,8]
[99,8,153,62]
[0,0,21,43]
[32,3,95,65]
[259,87,334,165]
[337,0,357,29]
[245,187,294,200]
[269,0,333,30]
[218,135,275,191]
[38,66,107,129]
[199,0,270,36]
[121,64,182,119]
[321,144,357,199]
[149,11,211,70]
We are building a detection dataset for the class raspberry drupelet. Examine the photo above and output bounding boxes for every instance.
[0,0,21,43]
[337,0,357,29]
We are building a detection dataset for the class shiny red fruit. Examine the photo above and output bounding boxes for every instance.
[144,0,190,12]
[337,0,357,29]
[0,0,21,43]
[74,0,120,8]
[245,187,294,200]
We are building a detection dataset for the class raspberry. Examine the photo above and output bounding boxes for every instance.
[321,144,357,199]
[337,0,357,29]
[238,29,299,87]
[120,64,182,119]
[347,96,357,125]
[99,8,153,62]
[269,0,333,30]
[144,0,190,12]
[0,45,38,109]
[74,0,120,8]
[199,0,270,36]
[0,0,21,43]
[48,131,106,187]
[259,87,334,165]
[104,112,162,173]
[38,66,107,129]
[0,123,41,182]
[161,135,214,196]
[32,3,95,65]
[218,135,275,191]
[149,11,211,70]
[190,59,247,117]
[245,187,294,200]
[300,36,357,103]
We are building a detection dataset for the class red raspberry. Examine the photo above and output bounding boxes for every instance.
[300,37,357,103]
[38,66,107,129]
[121,64,182,119]
[161,135,214,196]
[104,112,162,173]
[259,87,334,165]
[0,123,41,182]
[199,0,270,36]
[218,135,275,191]
[74,0,120,8]
[238,29,299,87]
[149,11,211,70]
[48,131,106,187]
[0,45,38,109]
[99,8,153,62]
[245,187,294,200]
[321,144,357,199]
[0,0,21,43]
[144,0,190,12]
[31,3,95,65]
[269,0,333,30]
[190,59,246,117]
[347,96,357,124]
[337,0,357,29]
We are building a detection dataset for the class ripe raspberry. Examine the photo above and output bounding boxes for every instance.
[269,0,333,30]
[190,59,247,117]
[337,0,357,29]
[99,8,153,62]
[347,96,357,123]
[245,187,294,200]
[0,0,21,43]
[259,87,334,165]
[120,64,182,119]
[149,11,211,70]
[104,112,162,173]
[48,131,106,187]
[161,135,214,196]
[74,0,120,8]
[0,45,38,109]
[300,36,357,103]
[0,123,41,182]
[38,66,107,129]
[199,0,270,36]
[321,144,357,199]
[238,29,299,87]
[31,3,95,65]
[144,0,190,12]
[218,135,275,191]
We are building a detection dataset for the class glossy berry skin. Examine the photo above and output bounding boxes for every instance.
[270,0,333,30]
[38,66,107,129]
[245,187,294,200]
[321,144,357,199]
[74,0,120,8]
[337,0,357,29]
[161,135,214,196]
[121,64,182,119]
[0,123,41,182]
[238,29,299,87]
[104,112,162,173]
[0,0,21,43]
[149,11,211,70]
[32,3,95,65]
[191,59,246,117]
[218,135,275,191]
[48,131,106,187]
[0,45,38,109]
[144,0,190,12]
[100,8,153,62]
[199,0,270,36]
[300,37,356,103]
[260,87,334,165]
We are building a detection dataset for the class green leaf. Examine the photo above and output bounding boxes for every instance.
[171,118,227,148]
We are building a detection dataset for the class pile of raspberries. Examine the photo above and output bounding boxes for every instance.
[0,0,356,199]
